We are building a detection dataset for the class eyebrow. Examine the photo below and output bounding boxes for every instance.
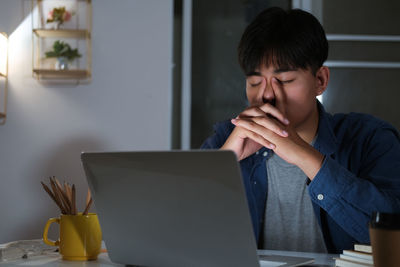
[246,71,262,76]
[273,67,298,74]
[246,67,298,77]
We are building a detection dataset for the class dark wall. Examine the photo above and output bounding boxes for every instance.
[191,0,400,149]
[191,0,291,148]
[322,0,400,130]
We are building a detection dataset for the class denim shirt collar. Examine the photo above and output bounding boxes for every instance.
[314,101,339,156]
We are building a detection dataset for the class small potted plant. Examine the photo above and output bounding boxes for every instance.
[45,40,81,70]
[46,6,74,29]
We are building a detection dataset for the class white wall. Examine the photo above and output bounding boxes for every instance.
[0,0,173,243]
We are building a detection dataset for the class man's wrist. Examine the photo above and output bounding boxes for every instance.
[295,146,325,180]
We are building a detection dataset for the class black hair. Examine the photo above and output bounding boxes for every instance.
[238,7,328,75]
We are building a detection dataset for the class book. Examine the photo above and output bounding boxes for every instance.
[342,250,373,262]
[334,257,373,267]
[354,244,372,254]
[335,243,374,267]
[340,254,373,265]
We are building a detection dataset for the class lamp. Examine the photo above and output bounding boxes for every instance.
[0,32,8,123]
[0,32,7,77]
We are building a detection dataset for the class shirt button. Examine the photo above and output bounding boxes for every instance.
[254,181,257,185]
[317,194,324,200]
[263,151,268,157]
[256,151,259,155]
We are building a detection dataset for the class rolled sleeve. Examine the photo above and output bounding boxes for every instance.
[309,148,400,244]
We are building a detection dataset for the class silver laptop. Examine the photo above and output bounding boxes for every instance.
[81,150,314,267]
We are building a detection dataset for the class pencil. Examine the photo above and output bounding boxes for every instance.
[41,181,65,212]
[83,197,92,215]
[71,184,77,215]
[53,177,71,214]
[49,178,67,214]
[64,182,71,203]
[86,188,91,207]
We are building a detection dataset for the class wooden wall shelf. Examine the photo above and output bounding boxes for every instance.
[33,29,89,39]
[31,0,92,82]
[33,69,89,79]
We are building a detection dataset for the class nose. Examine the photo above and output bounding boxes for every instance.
[262,82,275,105]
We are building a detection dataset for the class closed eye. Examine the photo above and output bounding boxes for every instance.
[277,79,295,84]
[250,82,262,87]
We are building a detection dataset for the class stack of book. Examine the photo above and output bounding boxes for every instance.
[335,244,373,267]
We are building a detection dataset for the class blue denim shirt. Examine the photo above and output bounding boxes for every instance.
[201,102,400,253]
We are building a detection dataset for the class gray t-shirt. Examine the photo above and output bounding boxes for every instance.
[262,152,327,253]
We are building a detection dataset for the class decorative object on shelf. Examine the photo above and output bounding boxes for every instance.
[0,32,8,124]
[45,40,81,70]
[46,6,74,29]
[56,57,68,70]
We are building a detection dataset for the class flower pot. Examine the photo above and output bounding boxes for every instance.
[56,57,68,70]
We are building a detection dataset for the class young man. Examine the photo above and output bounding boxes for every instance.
[201,7,400,253]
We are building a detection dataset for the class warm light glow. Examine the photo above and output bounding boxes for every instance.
[0,32,7,77]
[317,94,323,104]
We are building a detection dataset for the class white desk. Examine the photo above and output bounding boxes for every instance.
[0,251,336,267]
[258,250,336,267]
[0,253,118,267]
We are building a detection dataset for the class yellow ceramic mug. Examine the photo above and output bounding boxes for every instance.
[43,213,102,261]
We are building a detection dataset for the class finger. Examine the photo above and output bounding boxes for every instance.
[257,103,290,125]
[232,117,288,138]
[237,105,271,119]
[231,120,276,149]
[251,116,289,137]
[271,78,287,117]
[237,102,289,125]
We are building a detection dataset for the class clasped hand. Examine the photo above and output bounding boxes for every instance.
[221,78,324,179]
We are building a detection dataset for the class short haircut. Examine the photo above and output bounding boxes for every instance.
[238,7,328,75]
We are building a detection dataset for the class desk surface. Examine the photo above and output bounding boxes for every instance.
[258,250,336,267]
[0,250,336,267]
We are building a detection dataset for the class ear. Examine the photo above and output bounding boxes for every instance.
[315,66,329,96]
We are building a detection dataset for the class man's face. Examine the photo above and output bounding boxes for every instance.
[245,65,324,130]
